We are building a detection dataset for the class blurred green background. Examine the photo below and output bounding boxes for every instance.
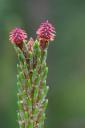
[0,0,85,128]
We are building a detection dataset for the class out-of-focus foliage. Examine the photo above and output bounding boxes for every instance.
[0,0,85,128]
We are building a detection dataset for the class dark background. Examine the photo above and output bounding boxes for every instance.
[0,0,85,128]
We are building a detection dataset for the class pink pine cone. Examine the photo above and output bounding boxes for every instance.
[36,20,56,42]
[9,28,27,45]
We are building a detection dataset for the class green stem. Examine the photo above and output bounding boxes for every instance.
[14,40,49,128]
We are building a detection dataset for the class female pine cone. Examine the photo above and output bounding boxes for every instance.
[36,20,56,49]
[9,28,27,49]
